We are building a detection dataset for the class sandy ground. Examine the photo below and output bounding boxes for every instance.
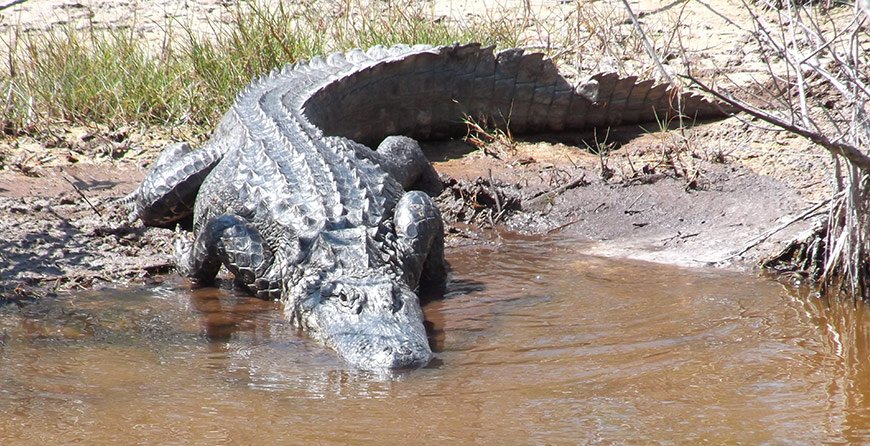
[0,0,837,296]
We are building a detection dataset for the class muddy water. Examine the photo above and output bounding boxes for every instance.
[2,236,870,443]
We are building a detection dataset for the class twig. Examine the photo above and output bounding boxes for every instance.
[685,74,870,172]
[619,0,674,85]
[486,209,497,229]
[523,175,588,209]
[626,192,645,211]
[721,198,832,261]
[547,217,584,234]
[63,175,102,217]
[487,168,503,218]
[662,231,700,245]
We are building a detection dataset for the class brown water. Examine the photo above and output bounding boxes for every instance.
[2,236,870,444]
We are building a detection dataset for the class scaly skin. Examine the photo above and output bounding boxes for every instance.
[128,43,729,370]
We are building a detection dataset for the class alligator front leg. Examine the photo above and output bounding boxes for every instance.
[393,191,447,291]
[129,142,224,229]
[175,214,278,297]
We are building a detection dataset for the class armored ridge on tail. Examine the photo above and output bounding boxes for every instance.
[127,43,730,370]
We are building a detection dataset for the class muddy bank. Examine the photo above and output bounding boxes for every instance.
[0,118,824,298]
[0,164,171,298]
[431,122,820,267]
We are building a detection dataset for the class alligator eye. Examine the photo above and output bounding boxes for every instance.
[335,289,357,307]
[338,289,366,314]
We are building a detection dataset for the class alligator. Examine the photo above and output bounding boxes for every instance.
[127,43,728,370]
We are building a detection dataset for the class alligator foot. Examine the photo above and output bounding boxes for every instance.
[175,214,275,291]
[131,141,223,229]
[394,190,447,291]
[127,142,193,220]
[173,225,199,279]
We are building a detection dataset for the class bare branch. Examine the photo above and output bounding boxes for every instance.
[618,0,674,86]
[686,74,870,171]
[0,0,26,11]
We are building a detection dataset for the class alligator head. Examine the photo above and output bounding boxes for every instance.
[287,272,432,370]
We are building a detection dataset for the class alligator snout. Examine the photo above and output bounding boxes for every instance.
[379,341,431,369]
[326,332,432,370]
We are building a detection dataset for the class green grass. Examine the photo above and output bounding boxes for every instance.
[3,25,195,129]
[0,1,524,135]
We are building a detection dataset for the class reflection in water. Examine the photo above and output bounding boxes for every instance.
[187,286,281,343]
[2,235,870,443]
[791,285,870,442]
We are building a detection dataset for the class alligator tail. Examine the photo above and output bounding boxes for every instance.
[299,43,730,147]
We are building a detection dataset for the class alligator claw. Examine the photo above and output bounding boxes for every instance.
[111,188,141,224]
[172,224,194,277]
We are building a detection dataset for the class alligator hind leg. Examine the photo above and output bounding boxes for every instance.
[393,191,447,291]
[175,214,276,297]
[128,142,224,229]
[374,136,443,196]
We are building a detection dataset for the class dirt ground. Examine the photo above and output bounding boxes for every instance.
[0,0,836,297]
